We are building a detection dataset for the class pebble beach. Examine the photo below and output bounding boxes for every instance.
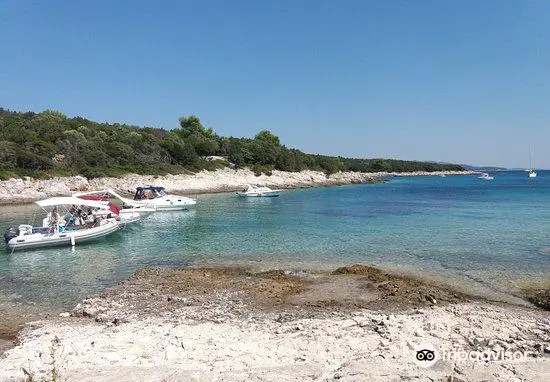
[0,265,548,381]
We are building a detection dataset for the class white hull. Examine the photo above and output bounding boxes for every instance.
[237,185,281,197]
[73,189,196,213]
[237,191,280,197]
[117,207,155,223]
[6,220,120,251]
[129,200,197,210]
[478,173,494,180]
[118,214,141,226]
[120,207,156,218]
[122,195,197,211]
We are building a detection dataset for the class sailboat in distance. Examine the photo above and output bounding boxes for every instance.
[528,144,537,178]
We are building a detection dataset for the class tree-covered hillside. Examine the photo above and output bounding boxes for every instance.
[0,108,463,179]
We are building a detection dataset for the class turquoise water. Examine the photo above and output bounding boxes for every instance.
[1,171,549,317]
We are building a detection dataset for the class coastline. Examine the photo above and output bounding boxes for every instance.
[0,168,476,205]
[0,264,548,381]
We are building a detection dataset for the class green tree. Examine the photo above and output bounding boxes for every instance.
[0,106,465,178]
[160,135,198,165]
[254,130,280,145]
[0,140,17,169]
[177,115,214,138]
[16,151,53,170]
[39,109,68,120]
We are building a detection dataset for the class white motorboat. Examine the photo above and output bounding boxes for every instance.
[528,169,537,178]
[76,195,145,226]
[73,190,156,223]
[76,187,196,211]
[236,185,282,197]
[4,197,121,251]
[130,186,197,211]
[478,173,494,180]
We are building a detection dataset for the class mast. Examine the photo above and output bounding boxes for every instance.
[530,144,535,170]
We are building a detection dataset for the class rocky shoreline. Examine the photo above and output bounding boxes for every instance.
[0,265,548,381]
[0,168,475,205]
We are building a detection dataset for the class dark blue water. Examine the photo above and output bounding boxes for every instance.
[0,171,549,316]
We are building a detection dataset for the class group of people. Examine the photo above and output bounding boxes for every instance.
[49,205,101,231]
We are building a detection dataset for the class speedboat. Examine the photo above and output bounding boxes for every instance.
[76,195,144,226]
[236,185,282,197]
[4,197,121,251]
[130,186,197,211]
[478,173,494,180]
[73,190,156,222]
[73,188,187,213]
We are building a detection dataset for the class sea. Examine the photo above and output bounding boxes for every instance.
[0,171,549,320]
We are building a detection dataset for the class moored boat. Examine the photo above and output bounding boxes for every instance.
[76,194,147,225]
[236,185,282,197]
[76,187,197,211]
[4,197,121,251]
[478,173,494,181]
[73,189,160,215]
[130,186,197,210]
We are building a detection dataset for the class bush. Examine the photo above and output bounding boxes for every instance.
[16,151,53,170]
[251,164,274,176]
[0,107,465,179]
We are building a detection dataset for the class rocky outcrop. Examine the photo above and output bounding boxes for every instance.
[87,168,387,195]
[0,266,548,382]
[0,169,474,205]
[0,176,89,204]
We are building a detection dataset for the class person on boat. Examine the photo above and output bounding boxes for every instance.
[49,207,66,233]
[74,206,83,224]
[50,207,61,226]
[92,215,101,227]
[74,207,85,226]
[64,211,76,229]
[86,206,94,217]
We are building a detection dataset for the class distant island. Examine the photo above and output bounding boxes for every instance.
[0,107,464,180]
[460,164,508,172]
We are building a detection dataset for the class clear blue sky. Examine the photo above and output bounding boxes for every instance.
[1,0,549,168]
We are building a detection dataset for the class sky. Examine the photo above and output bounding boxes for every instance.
[0,0,549,168]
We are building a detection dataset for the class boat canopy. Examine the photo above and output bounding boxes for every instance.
[35,196,107,209]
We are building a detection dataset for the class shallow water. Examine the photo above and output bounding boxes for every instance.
[0,171,549,318]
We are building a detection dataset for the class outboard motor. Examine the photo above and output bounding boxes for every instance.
[4,227,19,245]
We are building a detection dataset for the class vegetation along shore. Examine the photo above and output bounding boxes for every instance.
[0,107,470,204]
